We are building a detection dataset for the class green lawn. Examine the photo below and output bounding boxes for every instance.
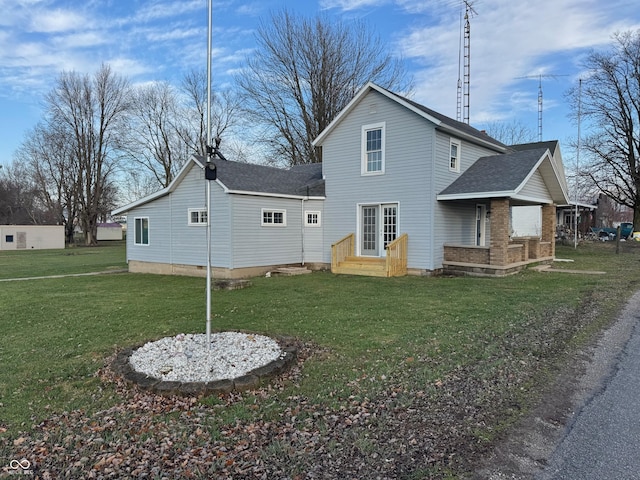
[0,242,127,279]
[1,241,640,478]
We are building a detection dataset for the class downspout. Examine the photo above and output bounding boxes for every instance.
[429,130,437,271]
[301,186,309,265]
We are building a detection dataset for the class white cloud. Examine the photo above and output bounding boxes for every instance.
[319,0,389,11]
[397,0,640,123]
[29,8,89,33]
[134,0,203,23]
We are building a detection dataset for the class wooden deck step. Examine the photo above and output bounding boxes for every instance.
[334,256,387,277]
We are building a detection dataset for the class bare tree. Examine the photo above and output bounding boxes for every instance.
[482,120,537,146]
[568,30,640,229]
[0,160,53,225]
[180,69,242,158]
[15,122,80,242]
[118,81,186,188]
[44,64,131,245]
[237,9,412,166]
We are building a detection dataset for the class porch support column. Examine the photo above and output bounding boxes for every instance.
[489,198,510,266]
[541,203,557,257]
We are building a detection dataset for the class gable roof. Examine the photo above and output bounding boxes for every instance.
[112,156,324,215]
[208,156,324,197]
[510,140,558,155]
[313,82,508,152]
[437,147,569,205]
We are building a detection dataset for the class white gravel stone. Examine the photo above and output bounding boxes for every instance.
[129,332,282,382]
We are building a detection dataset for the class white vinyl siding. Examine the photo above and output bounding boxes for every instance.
[518,170,553,202]
[322,90,432,268]
[361,122,385,175]
[232,197,302,267]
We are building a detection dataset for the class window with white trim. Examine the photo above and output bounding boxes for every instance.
[449,138,461,173]
[361,122,385,175]
[262,209,286,226]
[188,208,208,225]
[305,211,321,227]
[134,217,149,245]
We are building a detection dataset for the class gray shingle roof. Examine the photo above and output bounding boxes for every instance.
[380,88,508,151]
[439,147,548,196]
[196,156,325,197]
[510,140,558,155]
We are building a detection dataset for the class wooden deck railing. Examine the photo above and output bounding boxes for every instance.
[331,233,354,273]
[385,233,408,277]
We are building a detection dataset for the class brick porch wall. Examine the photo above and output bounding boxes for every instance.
[489,198,510,266]
[443,245,490,264]
[541,204,556,257]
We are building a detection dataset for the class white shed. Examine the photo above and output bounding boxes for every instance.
[97,223,123,241]
[0,225,65,250]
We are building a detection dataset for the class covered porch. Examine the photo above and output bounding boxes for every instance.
[437,144,569,276]
[442,199,556,276]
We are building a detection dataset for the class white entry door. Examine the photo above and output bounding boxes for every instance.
[360,204,398,256]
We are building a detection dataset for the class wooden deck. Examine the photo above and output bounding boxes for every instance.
[331,233,408,277]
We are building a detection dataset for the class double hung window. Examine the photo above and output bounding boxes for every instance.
[362,122,385,175]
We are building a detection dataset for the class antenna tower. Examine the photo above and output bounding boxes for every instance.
[462,1,477,124]
[515,74,568,141]
[456,10,463,122]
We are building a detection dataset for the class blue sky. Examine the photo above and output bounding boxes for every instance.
[1,0,639,168]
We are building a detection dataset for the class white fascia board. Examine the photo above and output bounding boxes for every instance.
[512,151,548,196]
[112,187,170,215]
[112,156,205,215]
[436,190,514,201]
[313,82,377,146]
[226,189,325,200]
[313,82,440,146]
[511,193,554,204]
[512,150,570,205]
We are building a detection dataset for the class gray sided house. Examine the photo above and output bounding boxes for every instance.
[112,158,325,278]
[113,82,569,278]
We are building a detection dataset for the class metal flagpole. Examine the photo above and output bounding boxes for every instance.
[574,79,582,249]
[205,0,213,347]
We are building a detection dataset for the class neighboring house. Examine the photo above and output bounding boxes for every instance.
[113,82,569,278]
[97,223,124,241]
[0,225,65,250]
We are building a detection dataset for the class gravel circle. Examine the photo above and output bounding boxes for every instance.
[128,332,282,383]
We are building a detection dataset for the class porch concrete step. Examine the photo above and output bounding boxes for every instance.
[272,266,312,276]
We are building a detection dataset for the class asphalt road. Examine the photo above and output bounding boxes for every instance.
[474,290,640,480]
[537,293,640,480]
